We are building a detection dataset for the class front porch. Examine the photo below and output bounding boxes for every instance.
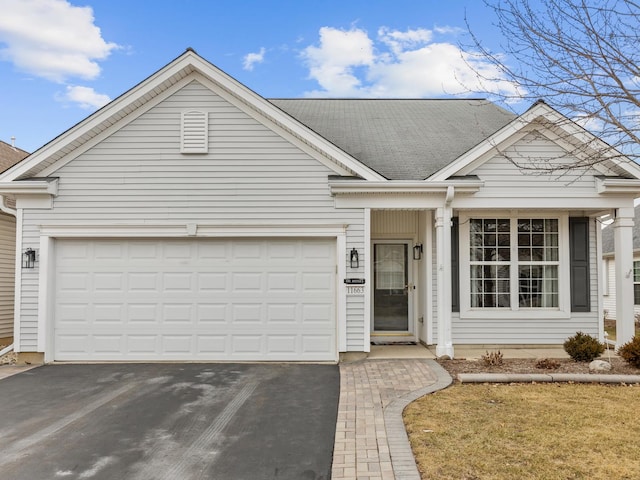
[362,204,637,359]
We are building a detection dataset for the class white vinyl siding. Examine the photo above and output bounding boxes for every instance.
[0,212,15,340]
[18,80,365,352]
[472,132,598,196]
[346,222,366,350]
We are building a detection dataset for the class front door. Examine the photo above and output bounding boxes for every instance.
[373,241,411,333]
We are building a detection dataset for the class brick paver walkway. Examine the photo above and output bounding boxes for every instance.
[331,359,452,480]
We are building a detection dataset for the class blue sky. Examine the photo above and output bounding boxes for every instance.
[0,0,523,153]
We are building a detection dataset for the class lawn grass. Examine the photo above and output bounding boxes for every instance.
[404,383,640,480]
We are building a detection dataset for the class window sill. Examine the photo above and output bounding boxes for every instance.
[460,308,571,320]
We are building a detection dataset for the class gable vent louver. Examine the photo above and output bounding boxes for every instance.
[181,110,209,153]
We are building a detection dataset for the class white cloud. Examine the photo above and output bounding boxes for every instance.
[0,0,119,82]
[378,27,433,55]
[58,85,111,110]
[300,27,374,96]
[301,26,521,99]
[243,47,266,71]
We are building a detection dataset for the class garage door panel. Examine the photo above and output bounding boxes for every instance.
[232,272,263,292]
[302,335,333,353]
[231,335,263,354]
[127,303,158,323]
[302,242,334,261]
[197,304,228,323]
[197,335,227,354]
[57,303,90,325]
[54,238,336,361]
[232,242,263,260]
[129,273,159,292]
[127,335,158,354]
[162,272,193,292]
[93,273,124,292]
[267,304,298,323]
[58,272,91,293]
[93,304,123,324]
[197,273,228,292]
[94,242,124,260]
[94,335,123,354]
[302,272,334,292]
[267,335,298,354]
[302,304,334,324]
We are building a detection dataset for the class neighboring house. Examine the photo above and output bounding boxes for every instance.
[602,205,640,322]
[0,140,30,345]
[0,50,638,363]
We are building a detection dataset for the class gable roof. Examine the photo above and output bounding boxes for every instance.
[602,205,640,255]
[0,140,29,173]
[271,99,515,180]
[0,50,384,183]
[430,100,640,182]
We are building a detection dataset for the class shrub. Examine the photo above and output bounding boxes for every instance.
[481,350,503,366]
[617,336,640,368]
[536,358,561,370]
[563,332,604,362]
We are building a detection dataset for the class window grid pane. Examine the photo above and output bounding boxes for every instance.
[470,219,511,308]
[518,265,559,307]
[517,219,558,261]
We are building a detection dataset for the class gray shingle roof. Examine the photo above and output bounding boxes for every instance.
[601,205,640,255]
[270,99,516,180]
[0,140,29,173]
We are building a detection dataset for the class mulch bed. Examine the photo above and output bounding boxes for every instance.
[438,356,640,381]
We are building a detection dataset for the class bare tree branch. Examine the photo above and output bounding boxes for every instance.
[464,0,640,171]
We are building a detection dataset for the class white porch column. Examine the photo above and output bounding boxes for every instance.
[435,206,454,358]
[614,206,635,347]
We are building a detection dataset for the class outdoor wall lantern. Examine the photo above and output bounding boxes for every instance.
[23,248,37,269]
[350,248,359,269]
[413,243,423,260]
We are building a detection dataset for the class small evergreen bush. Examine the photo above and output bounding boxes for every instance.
[563,331,604,362]
[617,336,640,368]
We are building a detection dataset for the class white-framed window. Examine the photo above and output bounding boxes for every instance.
[461,213,569,318]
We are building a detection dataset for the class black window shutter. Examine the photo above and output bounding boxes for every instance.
[451,217,460,312]
[569,217,590,312]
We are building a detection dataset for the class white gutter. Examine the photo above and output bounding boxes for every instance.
[0,195,17,359]
[329,180,483,195]
[0,196,16,216]
[596,177,640,195]
[0,178,59,196]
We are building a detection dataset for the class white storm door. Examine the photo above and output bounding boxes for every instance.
[372,241,412,332]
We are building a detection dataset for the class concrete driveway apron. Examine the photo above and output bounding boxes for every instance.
[0,363,339,480]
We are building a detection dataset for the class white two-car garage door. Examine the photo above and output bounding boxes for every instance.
[54,238,336,361]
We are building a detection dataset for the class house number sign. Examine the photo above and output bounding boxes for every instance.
[346,285,365,295]
[344,278,365,295]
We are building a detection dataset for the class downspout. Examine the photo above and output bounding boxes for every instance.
[0,195,16,216]
[0,195,15,356]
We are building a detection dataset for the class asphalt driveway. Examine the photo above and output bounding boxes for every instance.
[0,363,339,480]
